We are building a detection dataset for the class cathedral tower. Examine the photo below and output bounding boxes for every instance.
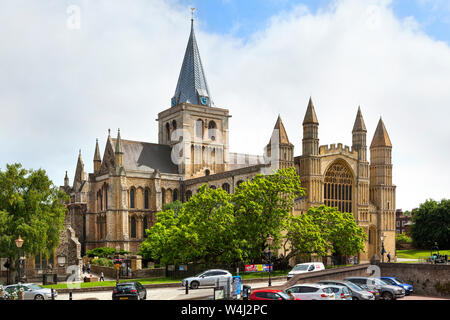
[352,107,370,224]
[370,118,396,260]
[158,17,229,179]
[297,98,322,205]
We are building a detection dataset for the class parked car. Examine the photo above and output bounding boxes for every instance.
[344,277,405,300]
[112,282,147,300]
[250,289,300,300]
[284,284,335,300]
[380,277,414,295]
[320,284,352,301]
[317,280,375,300]
[4,283,58,300]
[287,262,325,280]
[182,269,232,289]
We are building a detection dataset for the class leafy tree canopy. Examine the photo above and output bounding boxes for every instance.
[0,163,68,265]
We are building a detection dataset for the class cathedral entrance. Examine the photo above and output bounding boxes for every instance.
[323,160,354,213]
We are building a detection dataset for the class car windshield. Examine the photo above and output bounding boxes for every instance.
[393,278,404,284]
[292,265,308,271]
[27,284,43,291]
[277,292,290,299]
[344,282,363,291]
[366,278,387,286]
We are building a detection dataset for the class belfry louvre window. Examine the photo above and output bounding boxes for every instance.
[324,161,353,213]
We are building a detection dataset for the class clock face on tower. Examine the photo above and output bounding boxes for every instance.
[200,96,209,106]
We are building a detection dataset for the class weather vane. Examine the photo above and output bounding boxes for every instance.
[191,7,195,20]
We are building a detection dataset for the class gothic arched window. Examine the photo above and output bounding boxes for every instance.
[185,190,192,201]
[173,189,178,202]
[324,161,353,213]
[144,188,150,209]
[130,188,135,209]
[195,119,204,140]
[208,121,217,140]
[130,216,136,238]
[222,183,230,193]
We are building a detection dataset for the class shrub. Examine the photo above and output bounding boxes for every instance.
[91,257,114,267]
[396,233,412,245]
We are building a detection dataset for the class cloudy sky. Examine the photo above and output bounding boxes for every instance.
[0,0,449,211]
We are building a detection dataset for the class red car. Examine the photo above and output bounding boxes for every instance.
[250,289,300,300]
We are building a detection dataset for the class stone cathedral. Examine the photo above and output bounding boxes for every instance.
[61,19,396,264]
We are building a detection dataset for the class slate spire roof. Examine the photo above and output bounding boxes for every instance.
[172,18,213,107]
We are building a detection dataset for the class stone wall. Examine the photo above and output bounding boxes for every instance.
[90,264,166,279]
[379,263,450,298]
[268,264,372,291]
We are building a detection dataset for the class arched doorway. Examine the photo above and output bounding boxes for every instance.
[323,160,354,213]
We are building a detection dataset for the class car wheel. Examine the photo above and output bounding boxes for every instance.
[352,297,359,300]
[190,281,199,290]
[34,294,45,300]
[382,292,393,300]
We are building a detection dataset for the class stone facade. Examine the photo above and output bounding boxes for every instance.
[61,20,396,265]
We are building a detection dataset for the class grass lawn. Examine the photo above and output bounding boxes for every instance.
[41,277,180,289]
[396,249,450,259]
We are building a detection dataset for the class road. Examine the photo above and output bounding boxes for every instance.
[57,280,286,300]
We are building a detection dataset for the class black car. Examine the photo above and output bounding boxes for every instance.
[112,282,147,300]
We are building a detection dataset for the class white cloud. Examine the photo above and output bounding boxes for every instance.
[0,0,449,210]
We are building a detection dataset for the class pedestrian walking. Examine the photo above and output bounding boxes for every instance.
[82,264,86,274]
[387,252,391,263]
[87,262,91,274]
[100,272,105,282]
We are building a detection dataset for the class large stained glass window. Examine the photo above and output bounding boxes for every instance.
[324,161,353,213]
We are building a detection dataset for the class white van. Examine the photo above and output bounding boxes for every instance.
[287,262,325,280]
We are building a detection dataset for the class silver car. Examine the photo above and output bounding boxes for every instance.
[182,269,232,289]
[4,283,58,300]
[317,280,375,300]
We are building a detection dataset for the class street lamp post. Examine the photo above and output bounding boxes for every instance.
[115,245,121,286]
[15,236,24,284]
[266,234,273,287]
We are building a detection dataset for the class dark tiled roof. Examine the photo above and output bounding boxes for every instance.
[111,139,179,174]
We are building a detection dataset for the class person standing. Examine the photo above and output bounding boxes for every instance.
[100,272,105,282]
[387,252,391,263]
[86,262,91,274]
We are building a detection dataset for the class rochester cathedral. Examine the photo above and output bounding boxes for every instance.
[61,19,396,263]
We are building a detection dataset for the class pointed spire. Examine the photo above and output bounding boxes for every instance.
[353,106,367,132]
[94,139,101,161]
[74,149,86,188]
[272,115,291,145]
[303,97,319,125]
[64,170,69,187]
[370,117,392,148]
[115,129,123,154]
[171,15,212,107]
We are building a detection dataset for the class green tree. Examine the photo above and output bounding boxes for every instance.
[231,167,305,263]
[0,163,68,282]
[283,213,329,263]
[307,205,367,258]
[410,199,450,249]
[139,186,241,265]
